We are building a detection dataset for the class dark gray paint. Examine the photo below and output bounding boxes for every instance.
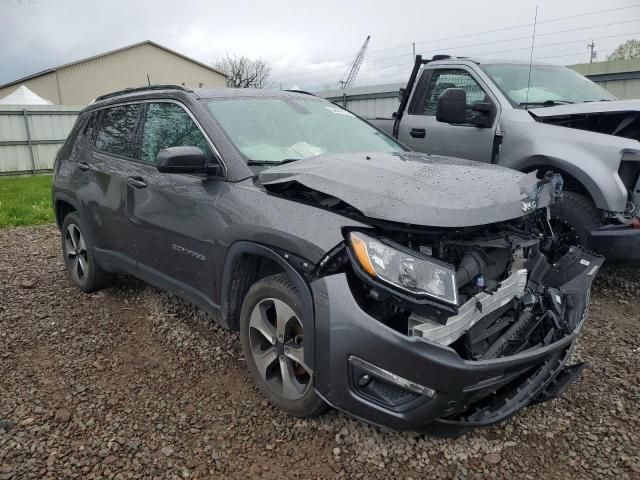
[261,151,556,227]
[52,86,594,433]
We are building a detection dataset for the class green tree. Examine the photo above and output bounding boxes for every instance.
[607,39,640,61]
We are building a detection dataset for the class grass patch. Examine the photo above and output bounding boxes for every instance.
[0,175,54,227]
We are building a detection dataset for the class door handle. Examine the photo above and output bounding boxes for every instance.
[410,128,426,139]
[127,176,147,189]
[78,162,90,171]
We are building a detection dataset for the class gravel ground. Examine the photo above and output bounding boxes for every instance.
[1,224,639,480]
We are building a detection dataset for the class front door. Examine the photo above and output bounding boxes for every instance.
[398,67,499,163]
[124,101,222,301]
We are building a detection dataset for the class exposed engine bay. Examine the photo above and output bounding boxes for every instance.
[319,210,603,361]
[535,110,640,142]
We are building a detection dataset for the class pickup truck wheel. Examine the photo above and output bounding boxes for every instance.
[240,273,326,417]
[61,212,115,292]
[549,192,603,251]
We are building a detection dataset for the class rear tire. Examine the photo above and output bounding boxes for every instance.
[549,191,603,251]
[240,273,326,417]
[61,212,115,292]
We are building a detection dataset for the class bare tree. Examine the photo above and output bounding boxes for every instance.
[607,39,640,61]
[213,54,271,88]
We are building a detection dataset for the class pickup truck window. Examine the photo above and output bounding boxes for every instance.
[419,69,488,116]
[480,63,616,107]
[205,97,402,165]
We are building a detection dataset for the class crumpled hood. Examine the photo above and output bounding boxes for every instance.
[260,152,558,227]
[529,99,640,118]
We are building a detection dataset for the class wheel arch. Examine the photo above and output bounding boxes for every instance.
[515,155,617,211]
[53,192,80,229]
[219,241,316,369]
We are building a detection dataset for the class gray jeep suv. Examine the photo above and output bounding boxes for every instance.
[52,85,601,435]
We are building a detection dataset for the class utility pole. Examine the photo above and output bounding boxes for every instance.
[587,41,596,63]
[412,42,415,58]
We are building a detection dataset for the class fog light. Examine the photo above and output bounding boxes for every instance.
[349,356,436,398]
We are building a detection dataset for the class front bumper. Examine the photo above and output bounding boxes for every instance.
[310,269,591,436]
[590,224,640,262]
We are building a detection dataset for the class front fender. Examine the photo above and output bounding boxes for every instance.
[500,116,630,212]
[218,241,317,369]
[515,154,626,211]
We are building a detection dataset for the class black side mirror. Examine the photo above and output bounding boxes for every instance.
[156,146,211,174]
[436,88,467,124]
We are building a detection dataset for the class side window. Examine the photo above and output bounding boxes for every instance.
[141,103,212,163]
[95,104,142,157]
[420,69,489,116]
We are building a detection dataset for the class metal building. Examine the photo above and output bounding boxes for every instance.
[0,41,227,105]
[571,58,640,99]
[315,83,403,118]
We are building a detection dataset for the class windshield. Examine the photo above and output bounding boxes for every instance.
[205,96,402,164]
[480,63,616,107]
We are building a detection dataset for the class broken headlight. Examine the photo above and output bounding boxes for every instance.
[348,231,458,306]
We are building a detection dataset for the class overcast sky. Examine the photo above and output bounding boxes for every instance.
[2,0,639,91]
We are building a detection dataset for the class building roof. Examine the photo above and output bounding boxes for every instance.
[0,40,227,90]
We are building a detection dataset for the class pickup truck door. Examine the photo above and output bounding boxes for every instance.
[397,66,500,163]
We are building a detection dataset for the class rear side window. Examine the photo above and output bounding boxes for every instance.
[141,103,212,163]
[95,104,142,157]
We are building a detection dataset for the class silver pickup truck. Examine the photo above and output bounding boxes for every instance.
[369,55,640,261]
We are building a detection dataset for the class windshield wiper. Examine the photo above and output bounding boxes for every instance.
[247,158,301,167]
[520,100,574,107]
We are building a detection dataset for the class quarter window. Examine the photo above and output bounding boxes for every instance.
[141,103,212,163]
[420,69,489,116]
[83,112,98,142]
[95,104,142,157]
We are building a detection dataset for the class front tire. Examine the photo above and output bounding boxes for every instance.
[549,191,604,251]
[61,212,114,292]
[240,273,326,417]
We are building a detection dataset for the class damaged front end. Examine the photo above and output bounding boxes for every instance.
[315,209,602,431]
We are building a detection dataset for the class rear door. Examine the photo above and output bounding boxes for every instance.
[125,101,223,301]
[398,66,499,163]
[77,103,143,270]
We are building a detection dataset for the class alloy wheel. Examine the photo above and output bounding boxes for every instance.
[248,298,312,400]
[65,224,89,284]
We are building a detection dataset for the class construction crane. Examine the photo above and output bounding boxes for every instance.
[338,35,371,90]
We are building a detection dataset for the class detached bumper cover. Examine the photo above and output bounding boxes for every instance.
[311,248,601,434]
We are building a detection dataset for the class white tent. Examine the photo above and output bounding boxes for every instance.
[0,85,53,105]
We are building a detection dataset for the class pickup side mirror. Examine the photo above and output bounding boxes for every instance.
[436,88,467,124]
[436,88,494,128]
[156,146,222,175]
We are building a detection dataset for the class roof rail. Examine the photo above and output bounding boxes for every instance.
[94,84,193,102]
